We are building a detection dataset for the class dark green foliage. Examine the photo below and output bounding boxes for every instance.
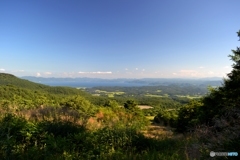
[88,96,109,106]
[0,112,186,160]
[173,31,240,158]
[60,96,96,125]
[196,31,240,126]
[124,100,137,111]
[0,114,28,143]
[123,100,146,122]
[175,31,240,133]
[176,100,203,132]
[103,100,119,109]
[38,121,85,137]
[154,109,178,127]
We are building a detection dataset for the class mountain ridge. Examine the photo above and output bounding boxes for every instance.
[0,73,89,96]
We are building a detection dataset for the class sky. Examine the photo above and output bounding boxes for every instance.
[0,0,240,79]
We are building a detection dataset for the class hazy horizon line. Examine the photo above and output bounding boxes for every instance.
[19,75,224,80]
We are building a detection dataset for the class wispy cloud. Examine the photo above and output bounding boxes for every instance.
[0,68,5,71]
[224,66,230,69]
[172,73,177,75]
[208,71,214,75]
[78,71,112,74]
[199,66,204,69]
[178,70,200,77]
[135,68,138,70]
[180,70,196,73]
[36,72,41,77]
[125,68,128,70]
[9,70,25,73]
[45,72,52,75]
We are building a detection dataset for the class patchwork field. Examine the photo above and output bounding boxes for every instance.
[138,105,153,109]
[145,93,169,97]
[94,89,125,97]
[176,95,202,99]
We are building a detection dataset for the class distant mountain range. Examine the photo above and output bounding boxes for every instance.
[21,76,223,88]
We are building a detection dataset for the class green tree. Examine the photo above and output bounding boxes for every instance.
[176,100,203,132]
[124,100,138,111]
[192,31,240,157]
[104,100,119,109]
[61,95,96,125]
[199,30,240,124]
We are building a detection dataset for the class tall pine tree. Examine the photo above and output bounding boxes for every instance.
[195,30,240,154]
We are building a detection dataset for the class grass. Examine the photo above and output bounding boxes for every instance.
[76,87,86,89]
[146,116,155,120]
[95,90,125,97]
[92,94,101,96]
[138,105,153,109]
[176,95,202,99]
[145,93,169,98]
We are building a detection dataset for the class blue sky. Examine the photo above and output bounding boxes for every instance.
[0,0,240,78]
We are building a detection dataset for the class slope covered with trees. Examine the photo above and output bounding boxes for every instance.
[0,73,48,90]
[0,72,186,159]
[0,73,89,96]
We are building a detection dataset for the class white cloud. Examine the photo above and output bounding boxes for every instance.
[172,73,177,75]
[224,66,230,69]
[135,68,138,70]
[125,68,128,70]
[78,71,112,74]
[199,66,204,69]
[180,70,196,73]
[142,69,145,71]
[45,72,52,75]
[208,71,214,75]
[36,72,41,77]
[178,70,200,77]
[0,68,5,71]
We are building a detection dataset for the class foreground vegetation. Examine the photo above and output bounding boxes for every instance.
[0,31,240,159]
[0,101,189,159]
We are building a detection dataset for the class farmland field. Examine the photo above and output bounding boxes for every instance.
[176,95,202,99]
[95,89,125,97]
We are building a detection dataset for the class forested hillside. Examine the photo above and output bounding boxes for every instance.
[0,73,48,90]
[0,73,90,96]
[0,72,186,159]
